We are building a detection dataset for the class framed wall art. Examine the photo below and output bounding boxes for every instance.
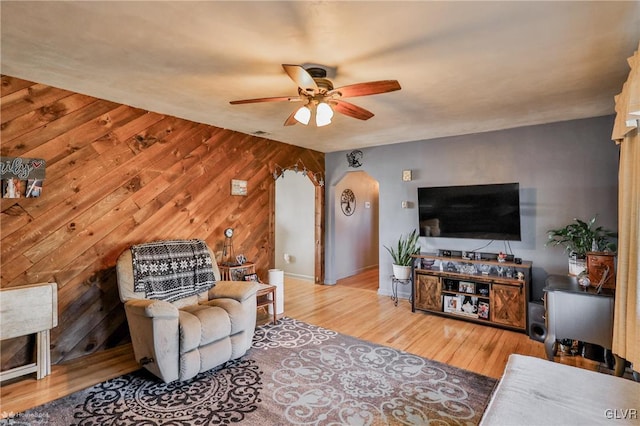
[1,157,46,198]
[231,179,247,196]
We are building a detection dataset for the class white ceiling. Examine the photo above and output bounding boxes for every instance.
[2,1,639,153]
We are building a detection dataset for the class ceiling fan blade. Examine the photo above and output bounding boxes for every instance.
[282,64,318,93]
[331,99,375,120]
[330,80,401,98]
[283,109,298,126]
[230,96,300,105]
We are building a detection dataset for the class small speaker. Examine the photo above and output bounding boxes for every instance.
[528,302,547,343]
[515,257,522,264]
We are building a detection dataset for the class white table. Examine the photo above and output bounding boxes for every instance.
[0,282,58,381]
[543,274,624,376]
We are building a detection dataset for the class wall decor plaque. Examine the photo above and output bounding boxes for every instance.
[340,188,356,216]
[231,179,248,196]
[346,150,363,168]
[1,157,46,198]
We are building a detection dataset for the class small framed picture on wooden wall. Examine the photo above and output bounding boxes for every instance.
[231,179,247,196]
[1,178,26,198]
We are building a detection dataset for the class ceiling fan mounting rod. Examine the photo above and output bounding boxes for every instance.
[305,67,327,78]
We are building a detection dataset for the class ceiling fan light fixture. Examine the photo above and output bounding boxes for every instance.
[230,64,401,127]
[316,102,334,127]
[294,105,311,125]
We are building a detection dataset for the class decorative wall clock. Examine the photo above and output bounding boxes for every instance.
[340,189,356,216]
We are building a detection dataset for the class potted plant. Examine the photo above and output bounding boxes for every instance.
[546,215,617,275]
[384,229,420,280]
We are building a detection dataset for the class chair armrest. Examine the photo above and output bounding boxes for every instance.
[125,298,179,319]
[122,298,179,383]
[208,281,259,302]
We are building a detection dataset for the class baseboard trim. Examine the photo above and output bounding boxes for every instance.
[283,272,314,282]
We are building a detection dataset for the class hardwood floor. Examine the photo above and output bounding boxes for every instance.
[1,268,602,416]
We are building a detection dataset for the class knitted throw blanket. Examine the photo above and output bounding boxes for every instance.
[131,239,216,302]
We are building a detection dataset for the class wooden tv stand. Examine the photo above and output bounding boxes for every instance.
[411,253,531,332]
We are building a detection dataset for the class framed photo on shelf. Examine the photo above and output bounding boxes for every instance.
[459,281,475,294]
[478,301,490,319]
[443,295,463,313]
[461,295,478,317]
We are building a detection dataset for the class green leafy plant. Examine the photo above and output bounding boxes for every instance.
[384,229,420,266]
[546,216,617,259]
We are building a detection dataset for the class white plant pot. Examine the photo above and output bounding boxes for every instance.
[568,258,587,276]
[392,264,412,280]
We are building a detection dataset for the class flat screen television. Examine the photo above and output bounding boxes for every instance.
[417,182,521,241]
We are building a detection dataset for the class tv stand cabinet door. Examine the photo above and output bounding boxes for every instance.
[492,283,525,329]
[415,274,442,312]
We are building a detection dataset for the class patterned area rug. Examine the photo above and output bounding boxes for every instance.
[8,318,497,425]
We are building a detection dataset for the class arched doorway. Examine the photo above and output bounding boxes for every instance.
[273,168,325,284]
[333,171,379,286]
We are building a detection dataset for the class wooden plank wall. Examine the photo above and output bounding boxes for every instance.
[0,75,324,370]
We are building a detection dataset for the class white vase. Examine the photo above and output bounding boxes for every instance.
[392,264,412,280]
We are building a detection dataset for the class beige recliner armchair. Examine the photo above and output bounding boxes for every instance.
[116,240,258,383]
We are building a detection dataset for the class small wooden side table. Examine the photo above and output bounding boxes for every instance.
[256,283,277,325]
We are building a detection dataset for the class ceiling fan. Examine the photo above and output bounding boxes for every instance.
[229,64,401,127]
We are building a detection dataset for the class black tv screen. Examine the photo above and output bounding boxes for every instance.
[418,183,521,241]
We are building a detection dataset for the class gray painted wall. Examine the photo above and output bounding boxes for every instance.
[325,115,619,300]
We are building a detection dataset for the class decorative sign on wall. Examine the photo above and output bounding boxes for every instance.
[0,157,46,198]
[340,188,356,216]
[231,179,248,196]
[346,150,363,168]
